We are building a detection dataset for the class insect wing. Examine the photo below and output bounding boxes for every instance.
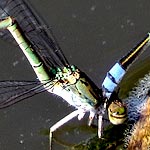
[0,80,47,108]
[0,0,69,69]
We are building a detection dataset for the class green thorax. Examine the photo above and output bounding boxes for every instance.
[49,65,102,109]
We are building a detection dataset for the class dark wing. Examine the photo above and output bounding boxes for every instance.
[0,0,69,69]
[0,80,51,108]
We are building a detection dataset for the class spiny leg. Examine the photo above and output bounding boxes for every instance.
[97,102,107,138]
[88,110,96,126]
[49,109,81,150]
[98,114,103,138]
[87,111,104,138]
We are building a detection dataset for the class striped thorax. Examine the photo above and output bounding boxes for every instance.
[49,65,101,112]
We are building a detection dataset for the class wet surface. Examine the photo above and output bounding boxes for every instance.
[0,0,150,149]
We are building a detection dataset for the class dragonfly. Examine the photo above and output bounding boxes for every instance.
[0,0,150,149]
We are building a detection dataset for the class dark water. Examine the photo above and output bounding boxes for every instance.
[0,0,150,150]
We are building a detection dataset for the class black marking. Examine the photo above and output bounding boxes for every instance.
[107,72,118,84]
[110,114,126,119]
[102,85,112,94]
[119,34,150,70]
[33,62,43,68]
[80,79,89,86]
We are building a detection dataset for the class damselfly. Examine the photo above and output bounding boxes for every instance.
[0,0,150,149]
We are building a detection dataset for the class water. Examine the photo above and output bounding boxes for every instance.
[0,0,150,149]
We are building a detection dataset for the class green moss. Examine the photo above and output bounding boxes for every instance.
[69,124,127,150]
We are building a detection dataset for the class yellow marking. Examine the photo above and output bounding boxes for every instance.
[63,71,80,85]
[121,35,150,65]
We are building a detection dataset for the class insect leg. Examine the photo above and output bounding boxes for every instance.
[49,109,81,150]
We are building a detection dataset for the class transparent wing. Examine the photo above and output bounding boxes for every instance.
[0,80,50,108]
[0,0,69,69]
